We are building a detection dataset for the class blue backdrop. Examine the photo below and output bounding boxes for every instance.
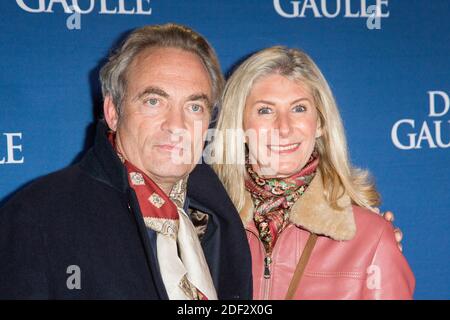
[1,0,449,299]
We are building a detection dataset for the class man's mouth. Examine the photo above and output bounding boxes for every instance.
[155,144,184,152]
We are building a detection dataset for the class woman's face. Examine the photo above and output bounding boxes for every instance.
[243,74,322,178]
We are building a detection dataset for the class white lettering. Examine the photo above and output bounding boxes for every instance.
[391,119,416,150]
[99,0,117,14]
[434,121,450,148]
[0,133,24,164]
[118,0,135,14]
[392,120,450,150]
[274,0,389,20]
[16,0,46,13]
[136,0,152,15]
[300,0,322,17]
[344,0,361,17]
[416,121,438,149]
[392,91,449,150]
[273,0,300,18]
[321,0,341,18]
[72,0,95,14]
[45,0,73,13]
[378,0,390,17]
[16,0,152,16]
[428,91,450,117]
[177,305,211,317]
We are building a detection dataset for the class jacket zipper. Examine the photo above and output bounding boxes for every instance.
[264,255,272,279]
[263,254,272,300]
[247,224,295,299]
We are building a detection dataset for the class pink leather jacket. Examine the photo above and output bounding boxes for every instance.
[241,172,415,300]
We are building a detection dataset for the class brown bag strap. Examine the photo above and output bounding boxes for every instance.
[285,233,318,300]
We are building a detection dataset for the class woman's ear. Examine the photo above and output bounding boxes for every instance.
[103,96,119,131]
[315,120,323,138]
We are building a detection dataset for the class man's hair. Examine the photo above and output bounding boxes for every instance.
[99,23,224,115]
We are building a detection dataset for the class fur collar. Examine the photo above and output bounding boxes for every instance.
[240,171,356,241]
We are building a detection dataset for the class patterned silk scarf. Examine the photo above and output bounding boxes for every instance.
[109,133,217,300]
[245,152,319,256]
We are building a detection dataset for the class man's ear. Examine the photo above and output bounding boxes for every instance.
[103,96,119,131]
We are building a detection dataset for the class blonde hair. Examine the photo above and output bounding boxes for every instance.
[211,46,380,212]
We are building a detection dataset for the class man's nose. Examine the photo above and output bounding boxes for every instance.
[161,108,186,133]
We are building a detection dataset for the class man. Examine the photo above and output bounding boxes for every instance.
[0,24,252,299]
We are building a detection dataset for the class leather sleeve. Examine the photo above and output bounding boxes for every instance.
[363,220,415,300]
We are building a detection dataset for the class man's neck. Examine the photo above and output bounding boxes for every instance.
[114,136,175,195]
[153,181,174,196]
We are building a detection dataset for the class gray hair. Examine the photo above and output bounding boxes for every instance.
[99,23,224,115]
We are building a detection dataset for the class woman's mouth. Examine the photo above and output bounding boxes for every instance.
[268,143,301,154]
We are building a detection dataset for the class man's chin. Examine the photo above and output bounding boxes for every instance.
[147,163,195,180]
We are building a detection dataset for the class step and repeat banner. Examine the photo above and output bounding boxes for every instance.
[1,0,449,299]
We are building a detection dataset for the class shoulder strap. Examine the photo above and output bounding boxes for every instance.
[285,233,318,300]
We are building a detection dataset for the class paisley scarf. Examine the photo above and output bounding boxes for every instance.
[245,152,319,255]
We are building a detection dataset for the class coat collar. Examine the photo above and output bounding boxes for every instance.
[240,171,356,241]
[79,120,130,193]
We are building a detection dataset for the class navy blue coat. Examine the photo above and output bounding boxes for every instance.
[0,121,252,299]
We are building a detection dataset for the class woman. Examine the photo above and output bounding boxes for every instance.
[211,46,415,299]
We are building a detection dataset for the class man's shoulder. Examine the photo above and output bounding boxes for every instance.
[1,164,86,216]
[187,163,230,202]
[187,163,239,217]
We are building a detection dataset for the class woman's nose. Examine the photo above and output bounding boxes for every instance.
[276,112,292,138]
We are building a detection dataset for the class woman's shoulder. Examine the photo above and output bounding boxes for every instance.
[351,206,415,298]
[352,205,391,226]
[351,205,397,243]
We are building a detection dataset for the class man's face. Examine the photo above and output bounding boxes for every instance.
[104,47,212,193]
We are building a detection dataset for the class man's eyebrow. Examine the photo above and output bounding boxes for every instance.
[187,93,211,105]
[133,86,169,102]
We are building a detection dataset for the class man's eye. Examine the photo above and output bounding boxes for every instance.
[146,98,159,107]
[292,105,306,113]
[257,107,272,115]
[190,104,203,113]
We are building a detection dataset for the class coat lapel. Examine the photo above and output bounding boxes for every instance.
[127,189,170,299]
[86,121,170,299]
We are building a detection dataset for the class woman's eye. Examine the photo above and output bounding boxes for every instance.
[292,105,306,113]
[257,107,273,115]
